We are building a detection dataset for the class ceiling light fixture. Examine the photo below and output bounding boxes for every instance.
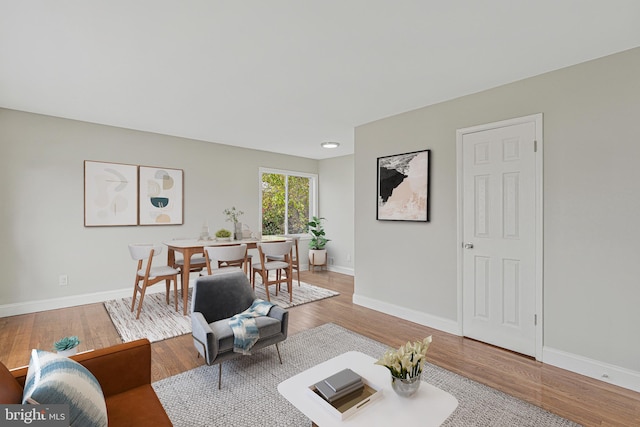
[321,141,340,149]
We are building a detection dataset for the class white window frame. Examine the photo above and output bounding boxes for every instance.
[258,167,318,236]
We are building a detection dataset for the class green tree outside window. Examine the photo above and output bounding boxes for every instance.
[261,171,313,235]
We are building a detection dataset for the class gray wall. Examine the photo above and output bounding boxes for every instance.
[354,47,640,377]
[0,109,319,309]
[318,155,355,275]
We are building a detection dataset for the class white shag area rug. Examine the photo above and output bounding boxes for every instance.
[153,323,581,427]
[103,281,338,343]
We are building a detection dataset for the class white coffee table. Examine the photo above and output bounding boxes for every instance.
[278,351,458,426]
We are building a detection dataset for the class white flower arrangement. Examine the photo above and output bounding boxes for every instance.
[375,336,432,379]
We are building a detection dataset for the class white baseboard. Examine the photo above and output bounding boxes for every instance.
[353,294,640,393]
[2,265,354,318]
[301,263,355,276]
[352,293,460,335]
[327,265,354,276]
[0,277,197,318]
[5,281,639,395]
[0,288,132,317]
[543,346,640,393]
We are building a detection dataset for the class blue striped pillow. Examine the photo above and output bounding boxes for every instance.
[22,349,107,427]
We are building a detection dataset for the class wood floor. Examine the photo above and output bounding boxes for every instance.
[1,271,638,426]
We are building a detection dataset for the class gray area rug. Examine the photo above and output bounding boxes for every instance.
[153,323,580,427]
[103,281,338,343]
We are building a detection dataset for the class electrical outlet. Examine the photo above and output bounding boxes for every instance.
[59,275,68,286]
[346,253,351,262]
[329,257,335,265]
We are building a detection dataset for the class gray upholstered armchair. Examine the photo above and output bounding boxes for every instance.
[191,270,288,389]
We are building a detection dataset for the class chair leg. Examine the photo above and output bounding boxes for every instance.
[131,277,140,312]
[172,277,178,312]
[131,282,138,313]
[136,282,148,320]
[275,342,283,364]
[218,363,222,390]
[165,280,170,305]
[262,271,271,302]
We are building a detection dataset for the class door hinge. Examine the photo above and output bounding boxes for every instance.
[534,140,538,152]
[534,314,538,325]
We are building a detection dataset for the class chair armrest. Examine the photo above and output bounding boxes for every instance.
[10,339,153,398]
[192,311,217,364]
[72,339,152,397]
[268,306,288,339]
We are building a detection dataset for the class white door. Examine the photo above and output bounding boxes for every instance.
[459,116,541,357]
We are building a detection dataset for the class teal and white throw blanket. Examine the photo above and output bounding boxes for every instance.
[228,299,275,355]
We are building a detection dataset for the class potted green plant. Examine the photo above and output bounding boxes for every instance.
[224,207,244,240]
[307,216,330,268]
[215,228,232,241]
[54,335,80,357]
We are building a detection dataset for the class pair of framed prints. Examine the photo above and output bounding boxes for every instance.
[84,160,183,226]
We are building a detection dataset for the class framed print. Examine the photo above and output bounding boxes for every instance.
[377,149,430,222]
[139,166,184,225]
[84,160,138,226]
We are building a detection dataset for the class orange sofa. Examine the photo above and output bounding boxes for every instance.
[1,339,172,426]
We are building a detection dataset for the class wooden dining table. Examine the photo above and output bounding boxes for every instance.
[164,238,284,314]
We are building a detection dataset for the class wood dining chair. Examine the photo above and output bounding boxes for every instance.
[171,237,207,282]
[253,241,294,302]
[202,244,248,276]
[128,244,180,319]
[267,236,301,287]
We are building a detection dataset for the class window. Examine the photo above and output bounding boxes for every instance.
[259,168,317,236]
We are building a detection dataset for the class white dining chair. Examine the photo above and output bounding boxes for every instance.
[128,244,180,319]
[253,241,294,302]
[267,236,301,286]
[202,244,248,276]
[171,237,207,278]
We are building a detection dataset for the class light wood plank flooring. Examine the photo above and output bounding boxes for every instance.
[1,271,638,426]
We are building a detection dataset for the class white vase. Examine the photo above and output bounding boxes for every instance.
[234,222,243,241]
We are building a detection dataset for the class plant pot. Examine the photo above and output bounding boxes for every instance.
[391,374,421,397]
[308,249,327,266]
[57,347,78,357]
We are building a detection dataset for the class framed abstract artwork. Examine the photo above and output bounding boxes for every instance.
[84,161,138,226]
[138,166,184,225]
[377,149,430,222]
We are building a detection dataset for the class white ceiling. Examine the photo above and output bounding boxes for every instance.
[2,1,640,159]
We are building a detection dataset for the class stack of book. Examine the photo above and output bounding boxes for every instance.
[314,368,364,403]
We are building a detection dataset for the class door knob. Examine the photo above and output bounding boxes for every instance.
[463,242,474,249]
